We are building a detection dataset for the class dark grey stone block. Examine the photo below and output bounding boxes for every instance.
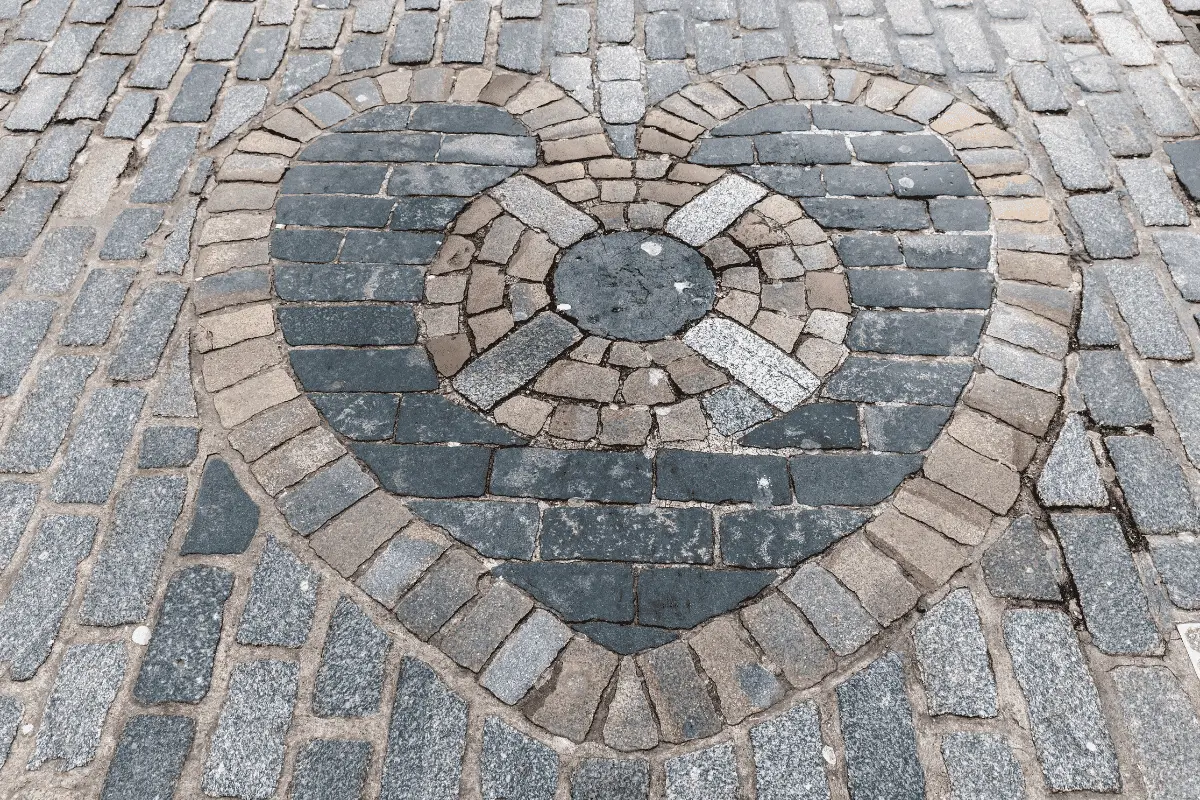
[167,63,226,122]
[181,458,259,555]
[340,230,444,264]
[389,11,438,64]
[645,11,686,59]
[495,562,633,622]
[0,298,56,395]
[847,310,984,356]
[282,164,390,195]
[690,137,755,165]
[889,164,977,197]
[134,566,234,703]
[311,393,398,441]
[395,394,524,445]
[720,507,871,568]
[813,105,921,132]
[572,622,677,655]
[1077,349,1152,427]
[847,269,993,309]
[291,740,372,800]
[99,207,163,260]
[863,404,951,453]
[313,596,391,717]
[655,450,791,505]
[929,197,990,231]
[901,234,990,268]
[379,658,468,800]
[101,716,195,800]
[541,506,713,563]
[289,347,438,392]
[275,194,395,227]
[491,448,652,503]
[275,263,423,301]
[755,133,852,164]
[353,443,491,498]
[851,133,952,162]
[824,356,973,403]
[836,653,925,800]
[981,516,1061,601]
[1164,139,1200,200]
[57,56,128,120]
[738,402,861,448]
[1067,193,1137,259]
[714,103,812,135]
[23,123,89,181]
[278,456,377,535]
[391,196,469,230]
[737,165,825,196]
[800,198,930,230]
[835,233,903,266]
[299,131,441,162]
[638,566,777,629]
[789,453,921,505]
[1150,539,1200,610]
[270,229,342,262]
[497,20,544,73]
[410,499,538,558]
[823,164,893,196]
[280,305,417,346]
[104,92,157,139]
[1106,435,1198,534]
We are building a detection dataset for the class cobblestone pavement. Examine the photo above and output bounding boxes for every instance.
[3,0,1200,797]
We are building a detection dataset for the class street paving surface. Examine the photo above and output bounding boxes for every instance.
[1,0,1200,797]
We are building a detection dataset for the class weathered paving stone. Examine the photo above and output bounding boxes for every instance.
[480,717,558,800]
[982,517,1062,601]
[571,758,650,800]
[237,27,289,80]
[0,482,37,571]
[101,715,195,800]
[781,563,879,656]
[0,694,18,770]
[353,443,491,498]
[824,356,973,404]
[0,299,56,396]
[0,355,97,472]
[313,597,390,716]
[5,76,71,132]
[438,580,534,671]
[1037,414,1108,508]
[639,640,722,742]
[702,384,774,435]
[411,500,537,559]
[639,567,775,628]
[863,405,952,453]
[108,282,188,381]
[396,549,485,639]
[913,589,998,717]
[495,562,630,622]
[132,126,199,203]
[1003,609,1120,792]
[541,505,711,563]
[202,660,299,799]
[135,566,233,704]
[236,537,321,648]
[25,225,94,294]
[181,457,260,554]
[79,475,187,626]
[721,507,870,568]
[848,310,984,355]
[480,610,572,703]
[751,702,831,800]
[311,393,398,441]
[24,123,90,181]
[836,653,925,800]
[1150,539,1200,609]
[356,523,448,608]
[380,658,468,800]
[393,395,522,444]
[128,32,187,88]
[491,448,651,504]
[0,42,42,91]
[665,742,739,800]
[1104,261,1193,360]
[789,452,921,505]
[290,739,372,800]
[29,641,127,770]
[1106,435,1198,534]
[1112,666,1200,800]
[848,269,992,309]
[1052,513,1161,655]
[278,455,376,534]
[656,450,790,505]
[279,53,333,102]
[1076,349,1152,427]
[104,93,157,139]
[99,207,164,260]
[739,402,861,449]
[940,733,1026,800]
[168,63,227,123]
[137,425,199,468]
[48,386,144,504]
[683,317,818,410]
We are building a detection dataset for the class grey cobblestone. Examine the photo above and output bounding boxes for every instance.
[291,740,372,800]
[941,733,1026,800]
[0,187,59,256]
[29,641,127,770]
[313,596,391,716]
[1106,435,1198,534]
[0,481,37,570]
[1103,261,1193,360]
[913,589,998,718]
[101,716,195,800]
[50,387,146,504]
[381,657,468,800]
[481,716,558,800]
[24,123,90,182]
[837,653,925,800]
[237,536,321,647]
[0,355,97,471]
[108,282,188,381]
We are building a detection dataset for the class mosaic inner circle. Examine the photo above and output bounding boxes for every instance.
[552,232,715,342]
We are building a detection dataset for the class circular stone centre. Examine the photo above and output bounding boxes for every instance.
[552,232,716,342]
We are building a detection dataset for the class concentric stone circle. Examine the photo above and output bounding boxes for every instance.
[197,62,1071,745]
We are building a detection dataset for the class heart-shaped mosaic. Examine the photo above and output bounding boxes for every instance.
[268,97,995,654]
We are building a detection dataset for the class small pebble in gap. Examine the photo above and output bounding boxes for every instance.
[132,626,151,646]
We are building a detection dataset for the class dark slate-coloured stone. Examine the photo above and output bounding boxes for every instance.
[180,457,260,555]
[379,658,467,800]
[1164,139,1200,200]
[1106,435,1198,534]
[851,133,952,162]
[290,347,438,392]
[280,305,417,346]
[491,448,652,503]
[720,507,871,568]
[352,443,490,498]
[737,165,825,197]
[101,715,195,800]
[236,537,321,648]
[835,233,903,266]
[713,104,813,135]
[690,137,755,165]
[438,133,536,166]
[889,164,977,197]
[847,310,985,356]
[824,356,973,404]
[1076,349,1152,427]
[387,163,518,196]
[836,653,925,800]
[167,63,226,122]
[541,506,713,564]
[495,562,634,622]
[313,596,391,717]
[738,402,861,448]
[395,394,524,445]
[901,234,991,268]
[270,229,342,263]
[408,104,524,134]
[572,622,677,655]
[410,499,538,558]
[789,453,922,505]
[291,740,372,800]
[755,133,852,164]
[275,263,424,301]
[823,164,893,196]
[863,405,951,452]
[312,393,399,440]
[339,230,443,265]
[981,516,1062,601]
[134,566,234,704]
[299,131,441,162]
[801,198,930,230]
[556,232,715,341]
[813,105,921,132]
[1051,513,1161,655]
[391,196,469,230]
[571,758,650,800]
[655,450,791,505]
[275,194,395,228]
[847,269,993,309]
[281,164,389,194]
[929,197,990,231]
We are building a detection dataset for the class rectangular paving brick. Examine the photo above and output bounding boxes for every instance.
[836,653,925,800]
[940,733,1025,800]
[0,355,97,472]
[913,589,998,717]
[0,481,37,571]
[101,716,195,800]
[395,549,485,639]
[480,609,572,704]
[491,447,652,503]
[380,658,468,800]
[202,660,299,799]
[236,537,321,648]
[1103,261,1193,360]
[291,739,373,800]
[541,506,713,563]
[58,56,128,120]
[277,455,376,535]
[1112,666,1200,800]
[357,523,450,607]
[29,641,127,770]
[639,641,723,743]
[438,581,533,672]
[1106,434,1198,534]
[50,387,145,505]
[751,703,831,800]
[313,597,391,717]
[1003,609,1119,792]
[107,282,188,381]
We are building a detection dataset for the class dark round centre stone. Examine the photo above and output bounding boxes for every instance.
[552,232,716,342]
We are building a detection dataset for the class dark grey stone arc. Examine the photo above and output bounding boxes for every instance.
[553,232,716,342]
